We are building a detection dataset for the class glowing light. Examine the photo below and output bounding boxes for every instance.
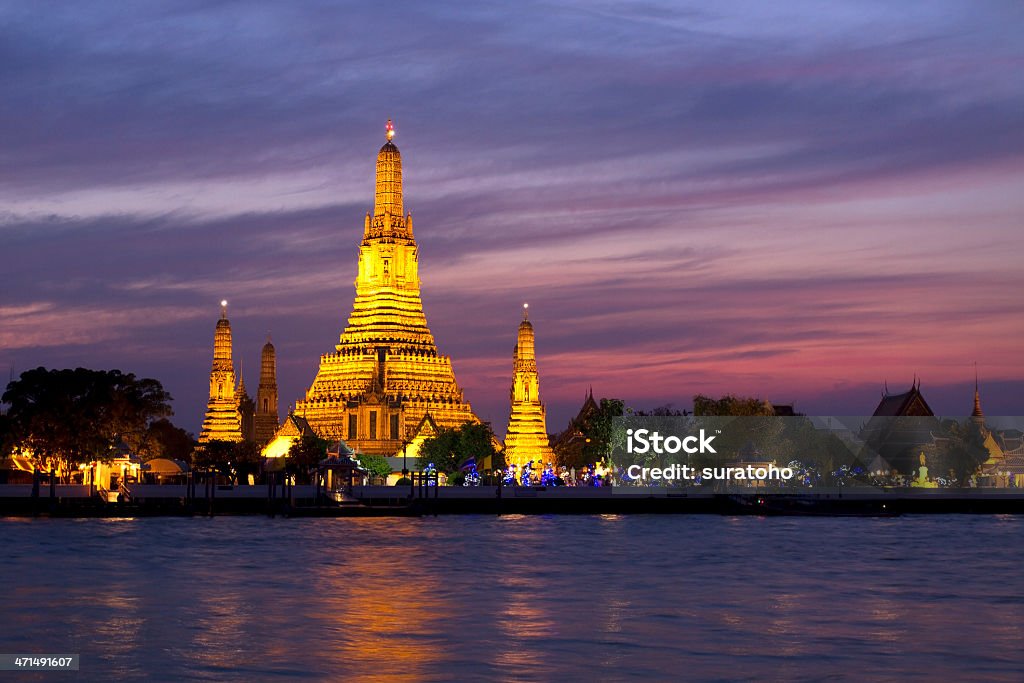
[220,299,228,307]
[385,119,395,141]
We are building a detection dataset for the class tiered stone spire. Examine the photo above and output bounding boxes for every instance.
[255,335,280,445]
[199,301,243,443]
[292,121,477,455]
[503,303,557,469]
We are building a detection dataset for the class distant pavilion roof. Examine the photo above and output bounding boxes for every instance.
[871,381,934,417]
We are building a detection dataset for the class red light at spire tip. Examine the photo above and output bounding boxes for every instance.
[386,119,395,141]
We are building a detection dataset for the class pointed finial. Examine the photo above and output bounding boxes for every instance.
[972,362,984,419]
[220,299,228,319]
[266,332,272,345]
[523,302,529,321]
[386,119,395,141]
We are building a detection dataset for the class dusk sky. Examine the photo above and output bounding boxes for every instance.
[2,1,1023,435]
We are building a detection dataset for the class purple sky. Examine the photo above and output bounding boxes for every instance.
[2,1,1023,436]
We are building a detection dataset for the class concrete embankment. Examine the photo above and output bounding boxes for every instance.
[3,483,1024,516]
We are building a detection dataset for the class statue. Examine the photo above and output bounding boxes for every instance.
[911,451,937,488]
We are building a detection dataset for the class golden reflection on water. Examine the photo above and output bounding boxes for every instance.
[494,574,555,669]
[89,588,143,678]
[764,592,810,656]
[316,529,452,681]
[188,590,254,672]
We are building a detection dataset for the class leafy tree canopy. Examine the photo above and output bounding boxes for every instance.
[693,394,775,417]
[418,421,498,474]
[359,454,393,479]
[139,418,195,462]
[932,419,989,485]
[193,439,234,475]
[557,398,625,470]
[3,367,174,478]
[287,433,329,482]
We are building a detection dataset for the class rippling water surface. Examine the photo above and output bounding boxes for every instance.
[2,515,1023,681]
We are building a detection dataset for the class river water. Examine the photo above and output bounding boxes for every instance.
[2,515,1023,681]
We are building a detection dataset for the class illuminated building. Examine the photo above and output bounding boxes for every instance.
[286,121,478,456]
[972,374,1024,487]
[254,337,280,445]
[502,304,556,469]
[861,379,937,474]
[198,301,243,443]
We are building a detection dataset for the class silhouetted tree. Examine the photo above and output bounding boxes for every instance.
[140,418,195,462]
[0,413,13,458]
[633,403,689,417]
[933,419,989,486]
[192,440,234,478]
[3,367,173,481]
[558,398,625,470]
[287,434,329,483]
[232,440,263,484]
[693,394,774,417]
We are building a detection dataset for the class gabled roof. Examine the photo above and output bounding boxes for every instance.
[578,387,599,419]
[277,413,315,438]
[872,382,934,417]
[410,413,439,440]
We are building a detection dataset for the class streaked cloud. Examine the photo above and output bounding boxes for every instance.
[1,0,1022,433]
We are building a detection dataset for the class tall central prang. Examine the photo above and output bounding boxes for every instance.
[293,120,478,455]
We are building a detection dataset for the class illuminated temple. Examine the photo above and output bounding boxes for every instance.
[287,121,478,456]
[198,301,243,443]
[502,305,557,468]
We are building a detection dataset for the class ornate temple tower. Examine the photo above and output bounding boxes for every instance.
[503,304,556,469]
[971,366,986,429]
[291,121,477,455]
[254,337,280,445]
[199,301,243,443]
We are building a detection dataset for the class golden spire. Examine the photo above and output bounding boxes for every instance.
[517,305,535,367]
[213,302,233,364]
[199,302,242,443]
[505,304,555,468]
[374,119,403,219]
